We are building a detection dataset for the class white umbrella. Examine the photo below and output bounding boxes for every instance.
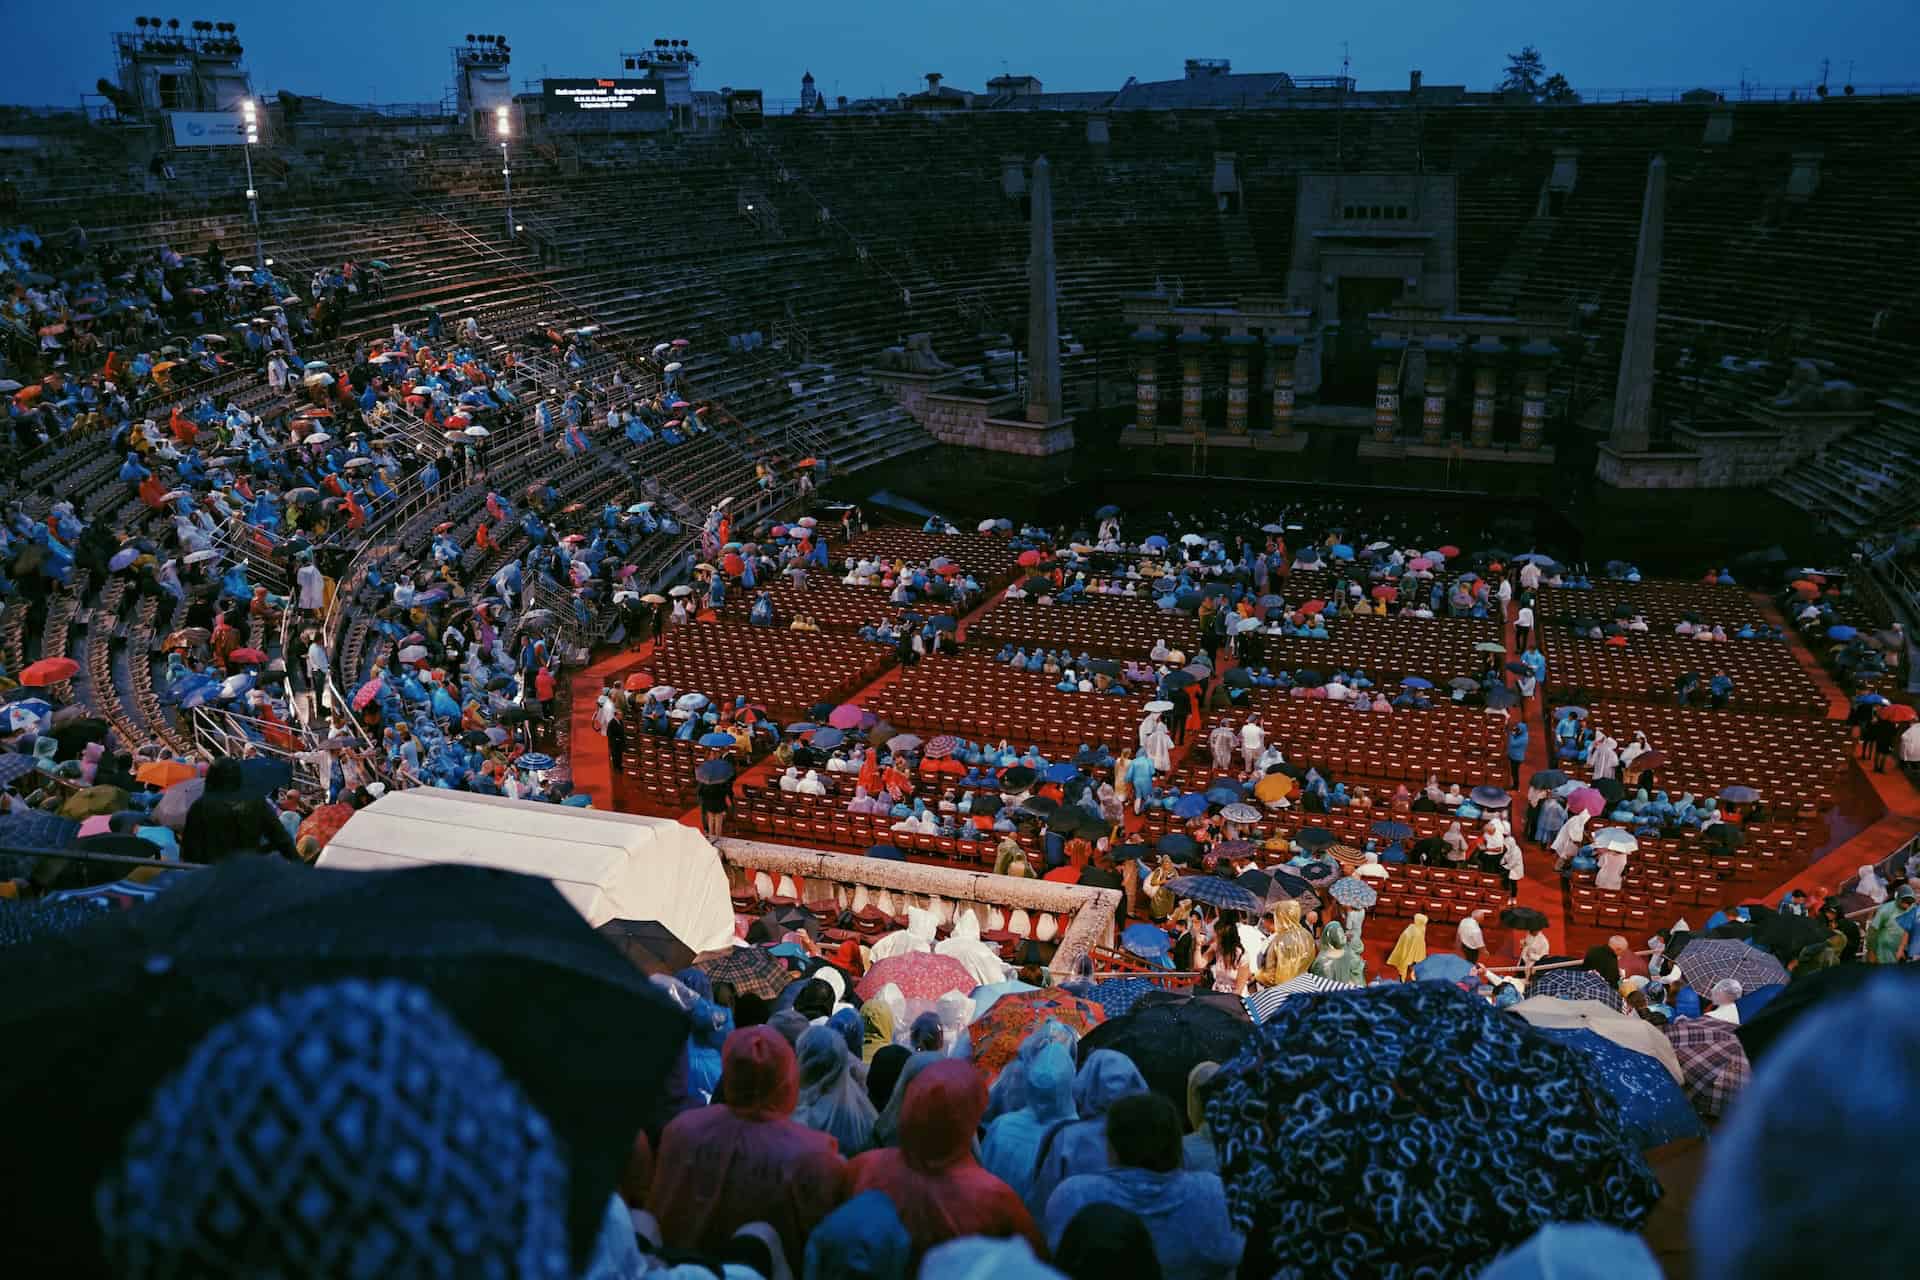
[464,425,490,438]
[665,361,684,373]
[303,431,331,445]
[1144,700,1174,713]
[184,549,221,564]
[1180,533,1206,546]
[343,457,373,470]
[668,585,694,597]
[303,372,334,387]
[1591,828,1639,854]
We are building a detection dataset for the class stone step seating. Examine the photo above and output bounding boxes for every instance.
[862,654,1150,749]
[1534,579,1770,628]
[969,594,1203,659]
[636,619,892,727]
[1184,699,1508,790]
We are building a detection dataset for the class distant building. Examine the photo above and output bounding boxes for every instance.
[800,70,817,112]
[907,73,975,110]
[986,73,1043,99]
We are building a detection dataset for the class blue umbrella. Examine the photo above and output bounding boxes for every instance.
[1827,625,1857,640]
[1413,952,1474,983]
[1203,786,1240,807]
[810,727,845,749]
[1370,820,1413,840]
[1485,687,1520,709]
[1087,977,1158,1015]
[1530,1027,1704,1150]
[1170,794,1209,819]
[1121,922,1172,960]
[1328,876,1378,909]
[1399,676,1434,689]
[1330,543,1354,560]
[785,722,817,735]
[515,752,556,771]
[1156,832,1198,860]
[1142,535,1169,551]
[698,732,735,748]
[1042,762,1080,784]
[1095,504,1121,519]
[865,844,906,861]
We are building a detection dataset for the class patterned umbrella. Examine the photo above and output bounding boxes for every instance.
[966,990,1106,1082]
[923,735,959,759]
[855,952,974,1001]
[1370,820,1413,841]
[1206,984,1660,1277]
[1221,803,1262,825]
[1245,973,1357,1023]
[1529,1027,1704,1150]
[1328,877,1378,909]
[696,945,792,1000]
[1663,1016,1752,1121]
[295,804,356,854]
[1165,875,1263,913]
[1670,938,1788,997]
[1528,967,1626,1013]
[1086,978,1159,1016]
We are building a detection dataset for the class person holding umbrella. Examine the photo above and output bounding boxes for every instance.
[696,758,734,841]
[1506,717,1530,789]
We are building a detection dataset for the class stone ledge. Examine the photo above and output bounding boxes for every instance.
[717,837,1120,980]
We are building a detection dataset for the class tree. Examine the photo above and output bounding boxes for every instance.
[1499,47,1580,104]
[1500,46,1546,97]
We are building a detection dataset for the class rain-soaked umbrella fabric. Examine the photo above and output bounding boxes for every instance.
[1206,983,1659,1277]
[1079,996,1250,1113]
[1528,1027,1704,1150]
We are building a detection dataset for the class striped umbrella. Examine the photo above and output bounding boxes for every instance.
[1245,972,1357,1023]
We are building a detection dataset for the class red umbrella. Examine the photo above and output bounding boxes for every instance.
[1437,544,1460,558]
[855,952,974,1001]
[722,553,745,577]
[351,678,384,711]
[227,647,267,665]
[296,803,356,854]
[1298,599,1326,615]
[1371,585,1397,600]
[19,657,79,686]
[1017,549,1043,568]
[1878,704,1917,724]
[967,990,1106,1082]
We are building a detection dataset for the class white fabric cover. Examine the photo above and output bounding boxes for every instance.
[317,789,735,951]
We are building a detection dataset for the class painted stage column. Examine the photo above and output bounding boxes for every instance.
[1373,338,1404,443]
[1131,326,1162,436]
[1178,331,1209,433]
[1224,334,1256,434]
[1268,335,1299,436]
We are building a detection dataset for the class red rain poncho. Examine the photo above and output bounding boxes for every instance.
[647,1026,848,1260]
[847,1059,1044,1261]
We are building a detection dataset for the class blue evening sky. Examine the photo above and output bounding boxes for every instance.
[5,0,1912,109]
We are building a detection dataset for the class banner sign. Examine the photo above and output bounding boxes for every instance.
[544,77,666,113]
[169,111,248,148]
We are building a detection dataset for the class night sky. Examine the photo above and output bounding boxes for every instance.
[6,0,1911,110]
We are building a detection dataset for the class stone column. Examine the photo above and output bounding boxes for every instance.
[1130,327,1161,434]
[1269,338,1298,436]
[1420,355,1449,444]
[1520,367,1548,449]
[1025,156,1063,425]
[1373,343,1403,443]
[1223,335,1255,434]
[1609,155,1666,454]
[1470,367,1496,447]
[1178,332,1208,433]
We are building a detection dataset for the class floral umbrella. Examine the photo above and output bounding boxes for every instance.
[966,990,1106,1082]
[295,804,357,854]
[855,951,975,1002]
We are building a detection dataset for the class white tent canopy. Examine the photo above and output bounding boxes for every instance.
[317,790,736,952]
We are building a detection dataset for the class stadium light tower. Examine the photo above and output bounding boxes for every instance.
[241,98,264,270]
[495,105,514,240]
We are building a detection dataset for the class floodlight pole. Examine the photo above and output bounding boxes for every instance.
[496,106,515,240]
[242,99,264,269]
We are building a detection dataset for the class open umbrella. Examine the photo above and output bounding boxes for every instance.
[1292,826,1336,850]
[1413,952,1476,983]
[1207,983,1659,1276]
[694,760,734,785]
[1469,785,1510,809]
[1526,1026,1703,1150]
[135,760,199,789]
[827,704,864,730]
[1528,966,1626,1013]
[0,858,688,1270]
[1253,773,1295,804]
[966,990,1106,1083]
[1566,787,1606,817]
[1164,875,1262,912]
[1086,978,1159,1017]
[856,952,974,1002]
[597,919,696,976]
[696,945,791,1000]
[1244,972,1357,1022]
[1662,1015,1752,1120]
[19,657,79,686]
[1327,876,1377,909]
[1499,906,1549,931]
[1669,938,1788,997]
[294,803,355,852]
[1590,828,1639,854]
[1080,996,1251,1111]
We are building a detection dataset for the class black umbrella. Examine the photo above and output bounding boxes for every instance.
[1085,658,1122,678]
[1744,905,1830,965]
[747,905,820,945]
[1293,826,1336,849]
[1079,996,1252,1112]
[1076,866,1123,891]
[971,792,1003,817]
[1161,670,1198,690]
[1736,963,1920,1063]
[1018,576,1051,595]
[1165,875,1262,912]
[597,918,696,975]
[1500,905,1550,930]
[1702,823,1744,849]
[1001,765,1037,791]
[1020,794,1061,819]
[1046,806,1085,835]
[0,859,688,1272]
[1593,777,1626,804]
